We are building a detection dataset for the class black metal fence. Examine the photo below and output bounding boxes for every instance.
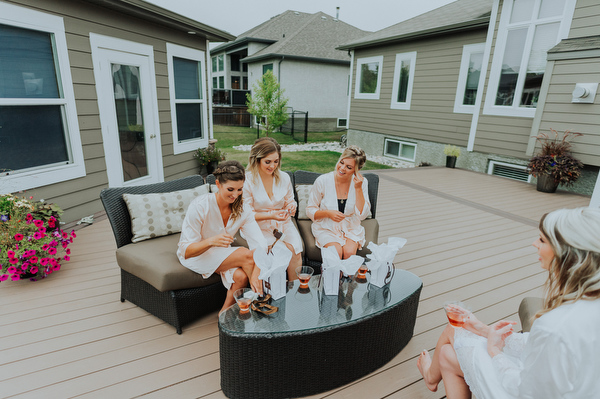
[212,110,309,143]
[280,110,308,143]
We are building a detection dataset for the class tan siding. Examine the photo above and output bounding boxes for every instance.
[8,0,210,222]
[568,0,600,39]
[350,29,487,147]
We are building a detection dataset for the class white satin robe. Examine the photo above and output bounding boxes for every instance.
[242,171,303,255]
[177,193,267,284]
[306,171,370,248]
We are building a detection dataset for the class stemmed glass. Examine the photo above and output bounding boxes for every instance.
[234,288,255,319]
[443,301,470,328]
[296,266,314,293]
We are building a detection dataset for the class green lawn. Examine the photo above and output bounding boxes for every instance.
[212,127,393,173]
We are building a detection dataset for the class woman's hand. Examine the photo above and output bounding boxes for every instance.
[327,210,345,222]
[270,210,290,221]
[210,233,234,248]
[487,320,517,358]
[353,172,364,189]
[285,203,296,216]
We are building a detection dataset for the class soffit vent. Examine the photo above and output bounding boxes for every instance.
[487,161,530,182]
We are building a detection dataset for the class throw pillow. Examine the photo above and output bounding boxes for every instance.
[295,184,312,219]
[123,184,210,242]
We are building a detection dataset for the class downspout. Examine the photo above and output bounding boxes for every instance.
[278,55,284,83]
[207,39,214,141]
[346,49,354,130]
[466,0,499,151]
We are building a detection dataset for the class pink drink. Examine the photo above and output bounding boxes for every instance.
[298,273,311,287]
[237,298,252,313]
[446,311,466,327]
[358,265,368,277]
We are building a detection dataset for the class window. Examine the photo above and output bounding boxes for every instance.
[263,63,273,75]
[243,76,248,90]
[212,56,217,73]
[390,52,417,110]
[337,118,348,128]
[354,56,383,99]
[230,54,240,72]
[217,54,224,71]
[484,0,576,117]
[166,43,208,154]
[213,77,218,89]
[231,76,240,90]
[454,43,485,114]
[384,139,416,162]
[219,76,224,89]
[0,3,85,192]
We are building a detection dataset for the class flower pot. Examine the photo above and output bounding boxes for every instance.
[446,156,457,168]
[206,161,219,175]
[536,174,558,193]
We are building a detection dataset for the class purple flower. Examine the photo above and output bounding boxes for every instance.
[0,215,8,222]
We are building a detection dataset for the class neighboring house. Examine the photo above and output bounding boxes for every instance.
[339,0,599,198]
[0,0,234,222]
[210,10,369,132]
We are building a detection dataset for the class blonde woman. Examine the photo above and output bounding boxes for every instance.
[306,145,370,259]
[177,160,267,313]
[243,137,303,280]
[417,207,600,399]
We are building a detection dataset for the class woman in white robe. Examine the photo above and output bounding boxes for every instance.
[306,146,370,259]
[243,137,303,280]
[417,207,600,399]
[178,161,267,313]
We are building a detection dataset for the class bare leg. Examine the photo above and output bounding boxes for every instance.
[219,268,249,315]
[342,239,359,259]
[440,343,471,399]
[285,241,303,280]
[417,324,459,392]
[324,242,343,259]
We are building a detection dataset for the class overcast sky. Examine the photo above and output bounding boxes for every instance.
[145,0,456,38]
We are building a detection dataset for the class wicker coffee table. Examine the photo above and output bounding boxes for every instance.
[218,269,422,399]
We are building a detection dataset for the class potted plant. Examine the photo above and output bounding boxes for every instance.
[193,145,226,176]
[527,129,584,193]
[444,145,461,168]
[0,194,75,282]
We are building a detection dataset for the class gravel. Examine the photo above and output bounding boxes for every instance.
[232,142,415,169]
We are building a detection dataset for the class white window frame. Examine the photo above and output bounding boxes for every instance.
[337,118,348,128]
[454,43,485,114]
[354,56,384,100]
[0,3,85,194]
[390,51,417,110]
[166,43,209,154]
[384,138,416,162]
[483,0,576,118]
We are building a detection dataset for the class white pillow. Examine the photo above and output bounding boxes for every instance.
[295,184,313,219]
[123,185,210,242]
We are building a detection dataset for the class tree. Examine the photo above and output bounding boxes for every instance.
[246,70,289,136]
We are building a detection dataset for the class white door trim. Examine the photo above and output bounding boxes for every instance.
[90,33,164,187]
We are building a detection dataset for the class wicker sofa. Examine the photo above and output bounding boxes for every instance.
[100,171,379,334]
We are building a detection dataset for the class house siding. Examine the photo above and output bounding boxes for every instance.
[349,29,488,152]
[5,0,210,222]
[568,0,600,39]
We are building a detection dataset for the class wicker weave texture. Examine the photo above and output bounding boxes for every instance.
[219,284,421,399]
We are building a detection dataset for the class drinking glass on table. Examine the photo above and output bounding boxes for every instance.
[234,288,254,314]
[296,266,314,288]
[443,301,470,328]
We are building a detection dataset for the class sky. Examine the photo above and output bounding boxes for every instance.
[145,0,456,38]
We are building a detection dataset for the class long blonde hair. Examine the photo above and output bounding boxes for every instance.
[537,207,600,318]
[213,160,245,221]
[337,145,367,171]
[247,137,282,185]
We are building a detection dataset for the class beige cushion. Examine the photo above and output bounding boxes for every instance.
[123,185,209,242]
[116,233,221,292]
[519,297,544,332]
[295,184,312,219]
[297,218,379,264]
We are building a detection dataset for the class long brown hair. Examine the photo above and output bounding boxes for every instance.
[247,137,281,185]
[213,160,245,221]
[537,207,600,318]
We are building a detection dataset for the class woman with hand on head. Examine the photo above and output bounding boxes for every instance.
[243,137,303,280]
[417,207,600,399]
[306,145,370,259]
[177,160,268,314]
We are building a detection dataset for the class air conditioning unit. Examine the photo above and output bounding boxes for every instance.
[487,161,531,182]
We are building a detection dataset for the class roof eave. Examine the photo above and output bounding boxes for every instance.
[337,17,489,50]
[243,53,350,65]
[212,37,278,53]
[82,0,235,42]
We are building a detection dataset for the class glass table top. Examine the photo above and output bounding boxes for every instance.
[218,269,422,334]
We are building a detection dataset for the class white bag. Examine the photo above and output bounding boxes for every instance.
[366,237,407,288]
[321,246,364,295]
[253,241,292,300]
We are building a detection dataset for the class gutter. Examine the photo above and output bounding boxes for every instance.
[243,53,351,66]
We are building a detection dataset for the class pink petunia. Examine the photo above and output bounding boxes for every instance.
[66,248,71,255]
[49,258,58,266]
[8,258,18,265]
[30,266,38,274]
[14,233,24,241]
[26,213,33,221]
[69,238,73,243]
[38,226,46,233]
[7,266,16,274]
[0,275,8,282]
[11,274,20,281]
[50,240,58,247]
[62,231,68,239]
[21,264,29,271]
[42,244,50,251]
[39,258,49,266]
[7,250,15,258]
[33,232,43,240]
[71,230,77,238]
[48,248,57,255]
[29,256,38,264]
[62,242,68,249]
[52,264,61,271]
[48,220,56,228]
[34,220,43,228]
[63,256,70,261]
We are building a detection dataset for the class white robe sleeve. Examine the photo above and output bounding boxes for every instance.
[239,209,268,252]
[354,177,370,219]
[306,175,325,221]
[177,197,205,260]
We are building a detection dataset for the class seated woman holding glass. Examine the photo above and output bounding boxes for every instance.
[177,160,267,314]
[242,137,303,280]
[306,145,370,259]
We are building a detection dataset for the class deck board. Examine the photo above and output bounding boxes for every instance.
[0,167,590,398]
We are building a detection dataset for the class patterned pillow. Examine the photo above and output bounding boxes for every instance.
[123,185,210,242]
[295,184,313,219]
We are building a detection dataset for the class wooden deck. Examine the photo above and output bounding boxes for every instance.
[0,167,591,398]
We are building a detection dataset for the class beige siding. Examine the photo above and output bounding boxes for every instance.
[349,29,487,147]
[568,0,600,39]
[7,0,210,222]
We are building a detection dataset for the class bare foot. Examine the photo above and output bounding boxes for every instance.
[417,350,439,392]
